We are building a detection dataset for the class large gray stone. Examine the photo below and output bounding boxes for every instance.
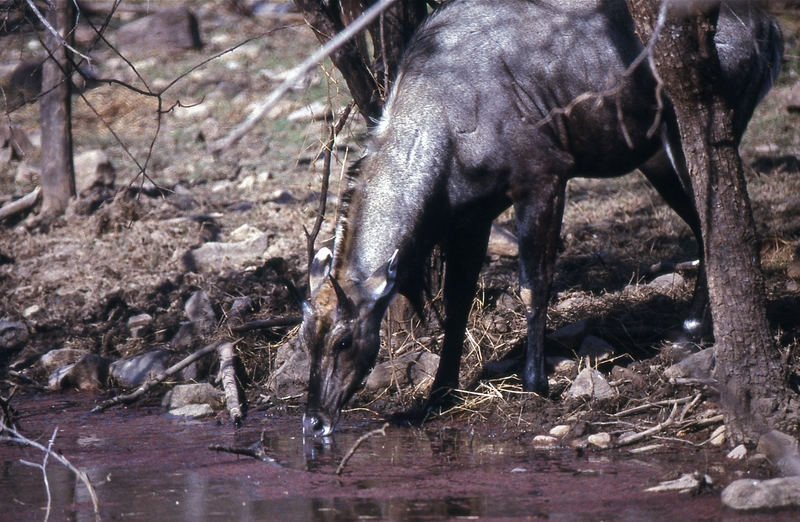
[566,368,615,400]
[663,348,715,380]
[267,340,309,396]
[187,233,269,271]
[74,150,116,194]
[365,351,440,392]
[115,8,202,57]
[0,319,28,352]
[38,348,88,373]
[162,383,224,410]
[109,350,172,388]
[758,430,800,477]
[48,354,111,390]
[721,477,800,511]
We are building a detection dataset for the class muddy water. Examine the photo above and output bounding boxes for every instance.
[1,392,796,521]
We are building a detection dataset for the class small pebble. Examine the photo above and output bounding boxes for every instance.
[588,432,611,448]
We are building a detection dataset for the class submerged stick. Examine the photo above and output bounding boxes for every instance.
[218,341,243,427]
[91,341,220,413]
[2,425,101,521]
[335,423,389,476]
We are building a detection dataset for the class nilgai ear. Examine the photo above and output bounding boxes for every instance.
[283,277,312,316]
[309,248,333,295]
[365,250,398,303]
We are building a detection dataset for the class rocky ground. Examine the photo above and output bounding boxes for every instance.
[2,1,800,510]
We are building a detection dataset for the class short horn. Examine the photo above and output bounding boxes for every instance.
[328,274,353,320]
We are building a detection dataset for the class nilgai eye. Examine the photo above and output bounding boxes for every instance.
[337,336,353,351]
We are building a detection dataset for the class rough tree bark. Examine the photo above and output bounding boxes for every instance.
[39,0,76,216]
[293,0,428,122]
[624,0,798,443]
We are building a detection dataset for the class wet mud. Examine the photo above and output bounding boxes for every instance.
[2,392,797,521]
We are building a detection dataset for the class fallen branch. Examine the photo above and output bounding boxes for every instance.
[212,0,399,153]
[208,433,280,466]
[2,425,101,521]
[90,341,220,413]
[229,316,302,333]
[335,423,389,476]
[0,186,41,222]
[615,403,679,447]
[612,396,695,418]
[217,341,242,427]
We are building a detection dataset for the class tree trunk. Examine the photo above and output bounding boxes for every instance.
[294,0,428,123]
[39,0,76,216]
[624,0,798,444]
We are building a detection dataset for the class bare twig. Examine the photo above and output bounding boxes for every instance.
[2,425,101,521]
[209,432,280,466]
[90,341,221,413]
[217,341,242,426]
[615,402,679,447]
[335,423,389,475]
[229,316,302,333]
[19,427,58,522]
[611,396,694,417]
[305,101,354,269]
[0,186,41,222]
[24,0,92,63]
[213,0,400,153]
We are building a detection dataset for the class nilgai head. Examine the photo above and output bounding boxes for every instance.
[299,248,397,437]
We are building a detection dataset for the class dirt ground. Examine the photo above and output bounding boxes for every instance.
[2,1,800,516]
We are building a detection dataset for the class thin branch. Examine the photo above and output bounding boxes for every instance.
[335,423,389,475]
[305,101,353,269]
[24,0,92,63]
[90,341,221,413]
[2,425,101,521]
[19,427,58,522]
[213,0,400,154]
[217,341,242,427]
[229,316,302,333]
[612,395,694,418]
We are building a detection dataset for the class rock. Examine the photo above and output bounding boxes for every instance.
[709,425,727,446]
[547,320,590,352]
[787,81,800,113]
[487,223,518,257]
[38,348,88,373]
[115,8,202,57]
[48,354,111,390]
[588,432,611,448]
[365,351,440,392]
[757,430,800,477]
[610,365,646,388]
[265,189,296,204]
[577,335,615,363]
[286,100,331,122]
[170,321,197,350]
[481,358,520,378]
[646,472,710,494]
[0,123,36,159]
[532,435,558,449]
[728,444,748,460]
[184,290,216,332]
[566,368,615,400]
[187,233,269,271]
[0,319,28,352]
[162,383,224,410]
[546,356,576,374]
[168,403,214,418]
[74,150,115,194]
[549,425,571,437]
[1,58,41,112]
[721,477,800,511]
[128,313,153,338]
[109,350,172,388]
[663,347,715,380]
[647,272,685,292]
[267,339,309,396]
